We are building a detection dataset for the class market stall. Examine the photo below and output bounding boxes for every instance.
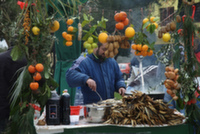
[35,122,193,134]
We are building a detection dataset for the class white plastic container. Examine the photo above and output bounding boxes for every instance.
[70,115,79,125]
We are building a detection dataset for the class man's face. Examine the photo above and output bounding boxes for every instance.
[96,43,108,60]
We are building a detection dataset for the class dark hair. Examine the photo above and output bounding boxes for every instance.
[97,42,103,48]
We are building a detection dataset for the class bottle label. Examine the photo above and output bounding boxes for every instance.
[49,105,57,119]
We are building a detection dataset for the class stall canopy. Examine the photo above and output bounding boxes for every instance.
[48,0,86,105]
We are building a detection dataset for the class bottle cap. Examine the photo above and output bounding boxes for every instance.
[63,89,68,93]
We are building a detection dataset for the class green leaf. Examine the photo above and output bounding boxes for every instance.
[83,13,88,21]
[153,17,159,22]
[142,21,150,29]
[89,15,94,21]
[82,33,90,41]
[149,24,156,34]
[10,45,22,61]
[81,20,89,27]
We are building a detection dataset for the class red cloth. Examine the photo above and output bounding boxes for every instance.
[195,52,200,63]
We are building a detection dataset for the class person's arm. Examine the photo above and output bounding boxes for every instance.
[66,56,89,87]
[113,60,126,96]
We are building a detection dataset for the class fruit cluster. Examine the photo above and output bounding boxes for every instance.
[164,66,181,100]
[142,17,158,29]
[114,11,129,30]
[131,44,153,57]
[62,19,74,46]
[83,36,98,54]
[104,35,130,58]
[28,63,44,90]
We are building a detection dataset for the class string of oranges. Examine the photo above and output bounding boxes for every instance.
[131,44,153,57]
[62,19,74,46]
[28,63,44,90]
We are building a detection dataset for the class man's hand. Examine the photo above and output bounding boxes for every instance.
[118,87,126,96]
[86,78,96,91]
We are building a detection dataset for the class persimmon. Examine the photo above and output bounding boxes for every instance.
[115,22,124,30]
[119,11,127,21]
[114,13,121,22]
[50,20,60,32]
[30,82,39,90]
[28,65,36,73]
[122,18,129,26]
[65,41,73,46]
[35,63,44,72]
[66,19,73,25]
[67,26,74,32]
[62,32,67,39]
[33,72,42,81]
[65,34,72,41]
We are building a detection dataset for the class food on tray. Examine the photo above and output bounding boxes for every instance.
[103,91,185,126]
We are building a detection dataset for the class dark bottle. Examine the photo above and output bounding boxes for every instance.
[60,89,70,125]
[46,90,61,125]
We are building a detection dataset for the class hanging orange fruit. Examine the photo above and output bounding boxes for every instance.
[98,32,108,43]
[30,82,39,90]
[67,26,74,32]
[65,41,73,46]
[66,19,73,25]
[35,63,44,72]
[28,65,36,73]
[115,22,124,30]
[33,72,42,81]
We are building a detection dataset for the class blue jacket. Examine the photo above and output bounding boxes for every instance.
[66,54,126,104]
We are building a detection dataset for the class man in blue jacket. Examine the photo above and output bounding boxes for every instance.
[66,42,126,104]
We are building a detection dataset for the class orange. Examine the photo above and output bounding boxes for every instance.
[65,41,73,46]
[50,20,60,32]
[35,63,44,72]
[147,50,153,56]
[150,17,155,23]
[122,18,129,26]
[153,22,158,29]
[143,18,149,25]
[30,82,39,90]
[125,27,135,38]
[142,45,148,51]
[119,11,127,21]
[62,32,67,39]
[33,72,42,81]
[115,22,124,30]
[28,65,36,73]
[135,51,141,56]
[141,51,148,57]
[131,44,137,50]
[136,44,142,51]
[114,13,121,22]
[67,26,74,32]
[98,32,108,43]
[65,34,72,41]
[66,19,73,25]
